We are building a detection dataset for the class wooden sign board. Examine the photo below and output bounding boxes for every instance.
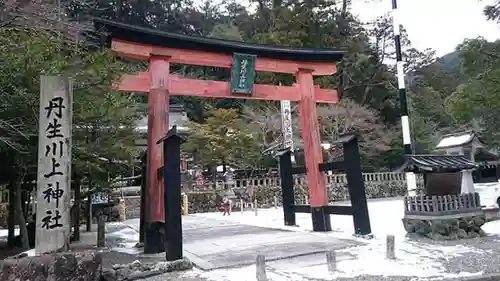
[35,76,72,255]
[281,100,293,150]
[230,53,256,94]
[91,192,109,205]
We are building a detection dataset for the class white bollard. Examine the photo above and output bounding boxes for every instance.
[273,196,277,208]
[256,254,268,281]
[240,199,244,214]
[326,250,336,273]
[386,234,395,259]
[254,199,258,216]
[304,196,309,205]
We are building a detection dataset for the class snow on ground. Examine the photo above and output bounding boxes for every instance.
[191,197,499,280]
[106,221,143,254]
[111,183,500,280]
[23,249,36,256]
[0,228,19,240]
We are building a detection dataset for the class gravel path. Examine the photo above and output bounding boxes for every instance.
[319,234,500,281]
[434,235,500,276]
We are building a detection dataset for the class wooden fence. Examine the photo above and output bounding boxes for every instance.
[403,192,482,216]
[190,171,408,191]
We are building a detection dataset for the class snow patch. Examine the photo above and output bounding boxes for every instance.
[192,197,493,279]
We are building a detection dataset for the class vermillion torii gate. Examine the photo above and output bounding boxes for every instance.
[95,18,344,249]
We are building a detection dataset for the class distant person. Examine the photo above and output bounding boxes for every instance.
[222,195,231,216]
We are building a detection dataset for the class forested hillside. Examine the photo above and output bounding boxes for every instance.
[2,0,500,175]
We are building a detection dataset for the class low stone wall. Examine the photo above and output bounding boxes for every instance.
[102,258,193,281]
[0,250,101,281]
[402,215,487,240]
[0,203,7,228]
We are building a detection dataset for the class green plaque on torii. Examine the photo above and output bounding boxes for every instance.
[230,53,257,95]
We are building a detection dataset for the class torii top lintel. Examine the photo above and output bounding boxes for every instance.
[93,18,345,76]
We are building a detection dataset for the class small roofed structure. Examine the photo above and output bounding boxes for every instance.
[434,131,499,183]
[435,131,484,160]
[399,155,486,240]
[401,155,478,195]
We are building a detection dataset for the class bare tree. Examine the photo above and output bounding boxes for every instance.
[1,0,93,43]
[242,102,304,152]
[242,102,283,148]
[243,99,393,164]
[0,118,27,150]
[317,98,394,161]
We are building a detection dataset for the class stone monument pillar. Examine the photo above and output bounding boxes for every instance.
[461,170,475,194]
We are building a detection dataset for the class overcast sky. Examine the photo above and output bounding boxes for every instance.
[195,0,500,56]
[351,0,500,56]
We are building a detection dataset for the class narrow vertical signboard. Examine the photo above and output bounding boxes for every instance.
[36,76,72,254]
[230,53,257,94]
[280,99,295,162]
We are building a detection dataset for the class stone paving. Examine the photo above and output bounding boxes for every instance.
[123,215,360,270]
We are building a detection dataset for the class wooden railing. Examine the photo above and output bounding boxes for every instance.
[188,172,409,191]
[404,193,482,217]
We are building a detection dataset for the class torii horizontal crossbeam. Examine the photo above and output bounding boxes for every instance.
[118,72,339,103]
[112,40,338,76]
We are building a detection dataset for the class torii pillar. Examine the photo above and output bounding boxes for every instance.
[145,55,170,251]
[297,69,330,231]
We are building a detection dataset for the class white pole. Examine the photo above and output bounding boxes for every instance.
[391,0,417,196]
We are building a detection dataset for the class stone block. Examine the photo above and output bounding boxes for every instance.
[403,215,487,241]
[153,258,193,273]
[0,250,101,281]
[473,215,486,227]
[414,220,431,235]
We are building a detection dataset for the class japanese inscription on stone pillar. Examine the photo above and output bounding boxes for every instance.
[281,100,294,151]
[230,53,256,94]
[35,76,72,254]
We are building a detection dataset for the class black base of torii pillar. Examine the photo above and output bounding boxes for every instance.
[156,125,184,261]
[275,148,297,227]
[276,133,372,236]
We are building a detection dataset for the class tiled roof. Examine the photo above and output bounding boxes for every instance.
[475,148,500,162]
[401,155,478,173]
[135,104,188,134]
[93,17,345,62]
[435,130,483,149]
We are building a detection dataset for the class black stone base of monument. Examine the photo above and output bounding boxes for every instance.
[311,206,332,232]
[402,215,487,240]
[144,222,165,254]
